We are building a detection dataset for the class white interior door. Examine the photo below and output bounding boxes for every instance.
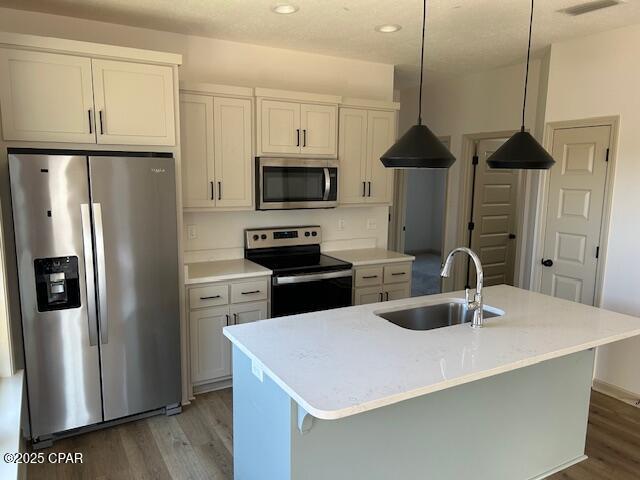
[540,125,610,305]
[300,103,337,156]
[260,100,301,155]
[213,97,253,208]
[180,93,216,208]
[366,110,395,204]
[92,59,175,146]
[338,108,368,204]
[469,138,519,286]
[0,49,96,143]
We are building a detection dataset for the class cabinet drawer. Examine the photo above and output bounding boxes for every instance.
[355,267,383,287]
[231,279,269,304]
[383,263,412,284]
[189,284,229,309]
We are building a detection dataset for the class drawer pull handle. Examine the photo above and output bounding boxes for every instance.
[241,290,261,295]
[362,275,378,279]
[391,272,406,276]
[200,295,221,300]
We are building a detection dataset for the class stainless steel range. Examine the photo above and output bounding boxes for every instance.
[245,226,352,317]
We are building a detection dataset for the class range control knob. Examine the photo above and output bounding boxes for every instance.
[252,234,259,241]
[304,231,310,237]
[311,231,318,237]
[261,234,267,240]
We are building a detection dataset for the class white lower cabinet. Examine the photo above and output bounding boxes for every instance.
[188,277,270,390]
[353,261,413,305]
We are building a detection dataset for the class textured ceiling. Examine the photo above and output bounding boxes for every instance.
[2,0,640,87]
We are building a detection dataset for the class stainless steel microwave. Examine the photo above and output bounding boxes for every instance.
[256,158,338,210]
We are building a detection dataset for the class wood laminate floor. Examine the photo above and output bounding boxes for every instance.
[28,389,640,479]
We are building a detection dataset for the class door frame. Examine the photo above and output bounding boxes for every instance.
[389,136,450,256]
[531,116,619,307]
[452,130,526,290]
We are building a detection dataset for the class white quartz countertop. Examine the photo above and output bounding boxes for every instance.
[326,248,415,266]
[184,259,272,285]
[224,285,640,420]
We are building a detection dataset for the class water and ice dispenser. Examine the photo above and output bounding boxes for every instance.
[34,256,81,311]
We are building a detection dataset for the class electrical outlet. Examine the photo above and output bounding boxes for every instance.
[337,219,345,231]
[366,219,377,230]
[187,225,197,240]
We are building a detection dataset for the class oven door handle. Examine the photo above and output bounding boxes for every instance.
[323,167,331,201]
[273,269,352,285]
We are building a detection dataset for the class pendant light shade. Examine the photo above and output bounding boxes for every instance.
[381,124,455,168]
[486,129,555,169]
[486,0,554,170]
[380,0,456,169]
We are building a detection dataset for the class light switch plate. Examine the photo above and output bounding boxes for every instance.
[337,219,345,231]
[366,219,377,230]
[187,225,197,240]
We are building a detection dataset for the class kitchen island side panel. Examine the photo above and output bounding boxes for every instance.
[232,346,292,480]
[290,349,594,480]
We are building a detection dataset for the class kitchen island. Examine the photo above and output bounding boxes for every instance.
[223,285,640,480]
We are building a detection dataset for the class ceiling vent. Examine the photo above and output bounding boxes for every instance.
[561,0,622,16]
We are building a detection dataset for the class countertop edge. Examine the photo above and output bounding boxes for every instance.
[224,326,640,421]
[185,270,273,285]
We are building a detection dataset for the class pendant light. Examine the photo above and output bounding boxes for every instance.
[380,0,455,169]
[486,0,555,170]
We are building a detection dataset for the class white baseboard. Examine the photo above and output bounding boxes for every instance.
[593,379,640,408]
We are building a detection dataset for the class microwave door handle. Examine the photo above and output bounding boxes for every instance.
[323,167,330,201]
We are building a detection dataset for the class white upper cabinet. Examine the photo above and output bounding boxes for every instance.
[300,103,337,156]
[92,59,176,146]
[180,93,216,208]
[0,49,96,143]
[180,88,254,210]
[260,100,301,155]
[338,107,396,205]
[338,108,368,204]
[257,92,339,158]
[366,110,396,204]
[213,97,253,208]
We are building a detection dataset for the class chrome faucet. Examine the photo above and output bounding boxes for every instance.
[440,247,485,328]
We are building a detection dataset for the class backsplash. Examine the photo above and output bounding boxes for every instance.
[183,206,390,263]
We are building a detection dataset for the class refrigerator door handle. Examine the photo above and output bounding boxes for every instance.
[93,203,108,344]
[81,204,99,346]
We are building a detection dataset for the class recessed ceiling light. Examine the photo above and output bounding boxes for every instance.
[271,4,299,15]
[375,24,402,33]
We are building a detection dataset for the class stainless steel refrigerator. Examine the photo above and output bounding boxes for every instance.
[9,150,181,443]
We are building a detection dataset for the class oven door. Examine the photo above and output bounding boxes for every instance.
[271,270,352,317]
[257,158,338,210]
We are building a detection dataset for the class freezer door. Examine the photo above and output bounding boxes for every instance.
[9,154,103,439]
[88,155,180,420]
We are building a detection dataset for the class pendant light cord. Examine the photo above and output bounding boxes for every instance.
[521,0,534,131]
[417,0,427,125]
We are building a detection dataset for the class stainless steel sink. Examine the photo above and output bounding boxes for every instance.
[377,301,503,331]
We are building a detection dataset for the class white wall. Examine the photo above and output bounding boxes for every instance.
[0,7,396,260]
[543,24,640,396]
[184,207,390,263]
[0,7,394,101]
[400,60,542,282]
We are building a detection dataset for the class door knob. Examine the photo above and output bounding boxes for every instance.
[541,259,553,267]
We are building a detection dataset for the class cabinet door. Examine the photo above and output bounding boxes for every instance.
[385,283,411,302]
[214,97,253,208]
[354,286,383,305]
[366,110,396,204]
[0,49,96,143]
[92,59,176,146]
[189,306,231,383]
[338,108,368,204]
[231,301,269,325]
[300,103,337,156]
[180,93,216,208]
[259,100,301,155]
